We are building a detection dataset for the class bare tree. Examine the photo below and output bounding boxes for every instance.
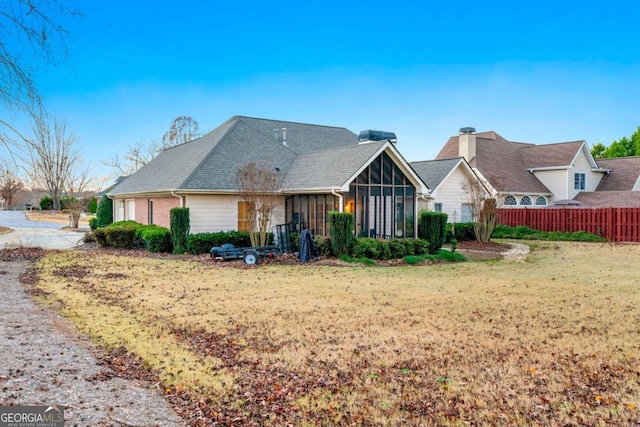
[106,140,162,176]
[24,114,81,210]
[0,0,77,112]
[161,116,200,149]
[236,162,284,247]
[104,117,200,177]
[0,159,23,209]
[64,159,94,228]
[462,178,496,243]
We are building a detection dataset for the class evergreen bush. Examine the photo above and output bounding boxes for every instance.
[418,211,448,254]
[170,207,190,254]
[329,212,354,257]
[137,225,172,253]
[39,196,53,210]
[95,197,114,228]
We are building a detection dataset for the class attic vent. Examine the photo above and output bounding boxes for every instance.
[358,130,397,144]
[459,127,476,134]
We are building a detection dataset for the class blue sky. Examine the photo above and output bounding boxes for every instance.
[5,1,640,182]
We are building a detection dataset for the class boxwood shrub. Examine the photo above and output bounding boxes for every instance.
[136,225,172,253]
[350,237,430,261]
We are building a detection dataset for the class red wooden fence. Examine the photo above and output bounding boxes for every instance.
[496,208,640,242]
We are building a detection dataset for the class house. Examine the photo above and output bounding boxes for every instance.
[410,157,489,222]
[435,127,612,207]
[108,116,429,238]
[572,156,640,207]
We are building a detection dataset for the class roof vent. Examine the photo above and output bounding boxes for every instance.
[459,127,476,134]
[358,130,397,144]
[282,127,288,147]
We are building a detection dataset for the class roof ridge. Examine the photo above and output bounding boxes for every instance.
[519,140,585,148]
[232,115,351,131]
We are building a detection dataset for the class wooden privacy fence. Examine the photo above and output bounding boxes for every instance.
[496,207,640,242]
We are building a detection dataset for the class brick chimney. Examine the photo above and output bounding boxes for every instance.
[458,127,476,161]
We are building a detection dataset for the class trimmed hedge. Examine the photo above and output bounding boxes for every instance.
[136,225,172,253]
[491,225,607,242]
[185,231,275,254]
[94,221,173,251]
[350,238,430,261]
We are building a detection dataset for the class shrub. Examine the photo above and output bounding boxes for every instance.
[170,207,190,254]
[88,197,98,214]
[186,231,256,254]
[95,197,114,228]
[137,225,172,253]
[89,217,98,231]
[447,222,476,242]
[59,196,76,211]
[329,212,354,257]
[412,239,430,255]
[314,235,333,257]
[105,225,142,249]
[93,228,107,246]
[93,221,144,249]
[491,225,606,242]
[39,196,53,210]
[418,211,448,253]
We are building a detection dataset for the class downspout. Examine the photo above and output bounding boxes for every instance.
[106,193,115,222]
[171,191,184,208]
[331,188,343,212]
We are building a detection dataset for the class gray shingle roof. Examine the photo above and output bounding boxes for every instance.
[410,158,463,190]
[109,116,361,196]
[285,141,386,190]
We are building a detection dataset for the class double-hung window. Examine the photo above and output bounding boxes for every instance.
[574,173,586,191]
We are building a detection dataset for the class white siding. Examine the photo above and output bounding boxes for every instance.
[533,169,568,201]
[569,150,604,198]
[186,194,285,234]
[115,199,125,221]
[430,166,478,223]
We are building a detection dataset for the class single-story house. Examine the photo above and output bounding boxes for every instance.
[433,127,631,207]
[410,157,489,222]
[108,116,430,238]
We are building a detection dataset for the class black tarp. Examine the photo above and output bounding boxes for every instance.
[298,229,319,263]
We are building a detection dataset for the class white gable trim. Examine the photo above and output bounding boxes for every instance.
[338,141,430,194]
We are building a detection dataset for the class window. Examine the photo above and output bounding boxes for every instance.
[434,203,442,212]
[504,195,517,206]
[148,200,153,224]
[237,201,254,232]
[535,196,547,206]
[574,173,586,190]
[520,196,532,206]
[461,204,473,222]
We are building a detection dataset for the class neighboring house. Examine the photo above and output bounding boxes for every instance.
[573,156,640,207]
[411,157,489,222]
[108,116,429,238]
[435,128,611,207]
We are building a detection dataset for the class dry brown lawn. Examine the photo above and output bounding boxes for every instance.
[25,210,92,226]
[33,241,640,426]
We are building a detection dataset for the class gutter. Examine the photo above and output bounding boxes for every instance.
[331,188,344,213]
[171,191,184,208]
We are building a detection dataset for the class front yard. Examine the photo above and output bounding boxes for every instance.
[29,241,640,426]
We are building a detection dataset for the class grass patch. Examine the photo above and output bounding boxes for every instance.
[33,242,640,425]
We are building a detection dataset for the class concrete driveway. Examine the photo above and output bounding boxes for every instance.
[0,211,85,250]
